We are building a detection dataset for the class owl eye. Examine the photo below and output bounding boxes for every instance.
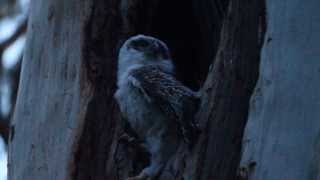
[130,39,151,50]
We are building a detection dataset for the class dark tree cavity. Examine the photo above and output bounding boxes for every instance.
[72,0,267,179]
[73,0,265,179]
[10,0,267,180]
[75,1,230,180]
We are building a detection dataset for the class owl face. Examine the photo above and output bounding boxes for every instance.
[117,35,174,80]
[127,35,170,59]
[119,35,171,65]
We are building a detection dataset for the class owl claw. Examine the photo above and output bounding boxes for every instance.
[118,133,136,143]
[118,133,147,152]
[126,172,149,180]
[182,122,201,148]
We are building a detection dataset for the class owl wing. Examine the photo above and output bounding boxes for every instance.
[128,65,200,144]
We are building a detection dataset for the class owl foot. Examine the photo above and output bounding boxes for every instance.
[118,133,147,152]
[118,133,137,144]
[182,123,202,149]
[126,172,149,180]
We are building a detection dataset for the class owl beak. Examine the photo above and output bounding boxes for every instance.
[152,42,159,51]
[153,42,170,59]
[144,43,160,57]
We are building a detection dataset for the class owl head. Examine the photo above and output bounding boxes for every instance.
[118,35,172,75]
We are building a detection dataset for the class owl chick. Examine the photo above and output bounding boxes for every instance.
[114,35,200,180]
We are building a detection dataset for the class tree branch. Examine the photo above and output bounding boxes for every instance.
[0,18,27,56]
[0,17,27,143]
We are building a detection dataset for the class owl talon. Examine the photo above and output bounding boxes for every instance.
[126,172,149,180]
[118,133,146,151]
[118,133,136,143]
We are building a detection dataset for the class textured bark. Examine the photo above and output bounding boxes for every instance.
[185,1,266,179]
[9,0,267,180]
[9,0,92,179]
[240,0,320,179]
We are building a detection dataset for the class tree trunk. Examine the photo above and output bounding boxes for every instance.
[10,0,318,180]
[239,0,320,179]
[184,0,265,179]
[9,1,92,179]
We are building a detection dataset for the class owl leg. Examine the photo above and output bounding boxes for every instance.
[125,138,165,180]
[139,134,178,179]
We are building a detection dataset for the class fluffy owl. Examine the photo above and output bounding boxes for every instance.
[114,35,200,180]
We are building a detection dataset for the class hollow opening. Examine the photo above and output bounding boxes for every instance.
[142,0,216,90]
[148,0,203,90]
[129,0,228,90]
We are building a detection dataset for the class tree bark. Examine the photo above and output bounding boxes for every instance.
[185,1,265,179]
[240,0,320,179]
[9,1,92,179]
